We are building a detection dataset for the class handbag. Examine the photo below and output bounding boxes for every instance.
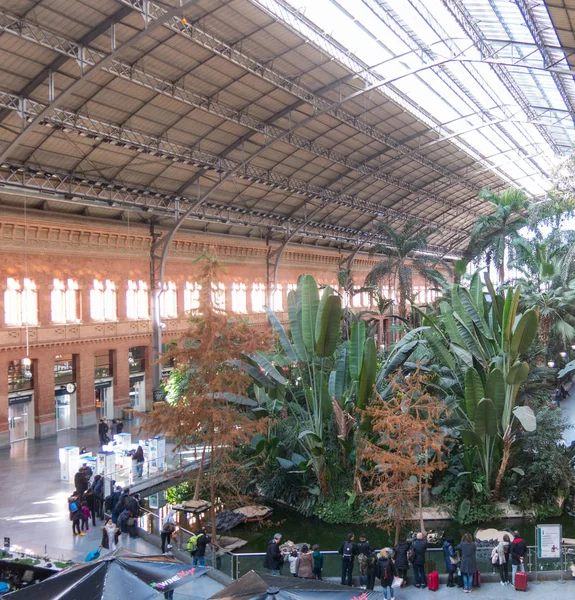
[127,517,135,526]
[450,554,460,565]
[391,576,403,589]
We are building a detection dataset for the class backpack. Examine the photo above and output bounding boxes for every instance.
[69,501,78,512]
[162,522,176,534]
[358,553,374,575]
[187,534,200,553]
[342,541,354,558]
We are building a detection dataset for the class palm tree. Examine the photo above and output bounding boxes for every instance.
[365,219,449,319]
[468,187,529,282]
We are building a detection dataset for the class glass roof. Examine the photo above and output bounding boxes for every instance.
[255,0,575,197]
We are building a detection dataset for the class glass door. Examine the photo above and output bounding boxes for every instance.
[56,393,71,431]
[8,403,28,442]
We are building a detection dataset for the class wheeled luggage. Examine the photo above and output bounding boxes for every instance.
[473,570,481,588]
[427,570,439,591]
[515,571,528,591]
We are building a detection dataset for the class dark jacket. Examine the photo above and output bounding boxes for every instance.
[412,538,427,567]
[109,491,121,513]
[85,489,95,510]
[442,540,457,572]
[114,492,130,514]
[312,550,323,570]
[376,556,396,587]
[92,478,104,500]
[127,496,140,518]
[338,539,357,560]
[263,540,283,571]
[195,532,210,557]
[68,498,81,522]
[98,422,109,436]
[74,471,88,493]
[394,541,410,571]
[511,538,527,566]
[356,540,373,556]
[456,541,477,574]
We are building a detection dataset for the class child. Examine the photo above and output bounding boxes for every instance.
[312,544,324,580]
[288,550,299,576]
[81,502,91,532]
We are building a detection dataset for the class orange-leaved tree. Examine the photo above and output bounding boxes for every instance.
[361,368,450,543]
[143,252,271,550]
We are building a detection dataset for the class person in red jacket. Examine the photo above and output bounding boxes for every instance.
[511,531,527,586]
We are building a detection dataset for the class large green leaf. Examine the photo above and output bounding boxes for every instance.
[349,322,366,381]
[469,272,484,316]
[264,306,298,363]
[464,367,484,422]
[484,273,502,328]
[558,360,575,379]
[459,428,483,448]
[512,405,536,432]
[247,352,287,385]
[452,285,474,330]
[315,293,342,358]
[318,370,332,420]
[502,287,520,350]
[440,302,465,346]
[507,361,529,385]
[375,340,418,389]
[357,337,377,409]
[288,290,307,362]
[452,313,486,361]
[331,347,349,400]
[510,309,538,357]
[423,329,456,372]
[485,368,505,422]
[475,398,497,437]
[228,360,274,387]
[300,275,320,354]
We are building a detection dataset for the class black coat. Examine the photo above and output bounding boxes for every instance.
[74,471,88,493]
[511,538,527,566]
[394,541,410,571]
[376,557,396,587]
[412,539,427,566]
[98,422,109,436]
[195,533,210,557]
[127,496,140,518]
[263,540,284,571]
[356,541,373,556]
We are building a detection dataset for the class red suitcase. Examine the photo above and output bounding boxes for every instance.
[427,570,439,591]
[515,571,528,591]
[473,570,481,588]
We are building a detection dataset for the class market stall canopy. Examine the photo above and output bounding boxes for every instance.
[3,549,210,600]
[210,571,385,600]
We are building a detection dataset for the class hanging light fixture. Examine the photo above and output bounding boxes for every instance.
[547,360,556,368]
[560,351,567,358]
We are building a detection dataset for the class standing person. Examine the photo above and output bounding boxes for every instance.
[85,488,97,527]
[116,419,124,434]
[161,509,177,553]
[127,493,141,538]
[295,544,314,579]
[288,550,299,577]
[264,533,284,575]
[412,532,428,589]
[98,419,109,445]
[92,475,104,520]
[312,544,323,580]
[133,445,145,478]
[376,549,397,600]
[187,528,210,566]
[496,534,511,585]
[109,485,123,524]
[443,536,458,587]
[69,494,83,537]
[338,533,356,586]
[511,531,526,586]
[356,534,373,589]
[74,467,88,501]
[101,519,120,553]
[81,462,93,481]
[110,419,118,438]
[554,387,562,408]
[456,533,477,594]
[80,501,91,532]
[394,537,410,588]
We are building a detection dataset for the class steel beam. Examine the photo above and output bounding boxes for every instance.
[0,11,481,217]
[0,0,199,167]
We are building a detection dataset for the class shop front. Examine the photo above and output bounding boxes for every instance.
[54,355,77,431]
[7,359,35,442]
[129,346,147,412]
[95,379,114,420]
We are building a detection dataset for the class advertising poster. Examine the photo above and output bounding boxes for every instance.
[536,524,562,559]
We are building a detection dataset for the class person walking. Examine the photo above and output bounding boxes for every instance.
[264,533,284,575]
[133,445,145,478]
[161,509,177,553]
[456,533,477,593]
[295,544,314,579]
[98,419,109,445]
[511,531,527,586]
[101,519,120,553]
[69,494,83,537]
[312,544,323,580]
[496,534,511,585]
[110,419,118,437]
[192,528,210,566]
[116,419,124,434]
[443,536,458,587]
[394,537,410,588]
[356,534,373,589]
[338,533,356,586]
[376,549,397,600]
[412,532,427,589]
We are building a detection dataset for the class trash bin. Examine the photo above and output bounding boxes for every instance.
[123,407,134,421]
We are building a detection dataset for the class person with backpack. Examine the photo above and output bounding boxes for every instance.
[68,494,84,537]
[338,533,356,586]
[412,532,428,589]
[394,537,410,588]
[263,533,284,575]
[356,534,373,589]
[312,544,324,580]
[187,528,210,566]
[126,493,141,538]
[376,549,397,600]
[161,509,177,553]
[114,488,131,530]
[443,536,458,587]
[511,531,527,586]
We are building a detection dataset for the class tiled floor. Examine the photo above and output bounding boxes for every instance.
[0,421,158,562]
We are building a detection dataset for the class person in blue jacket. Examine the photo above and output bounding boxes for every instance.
[442,536,458,587]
